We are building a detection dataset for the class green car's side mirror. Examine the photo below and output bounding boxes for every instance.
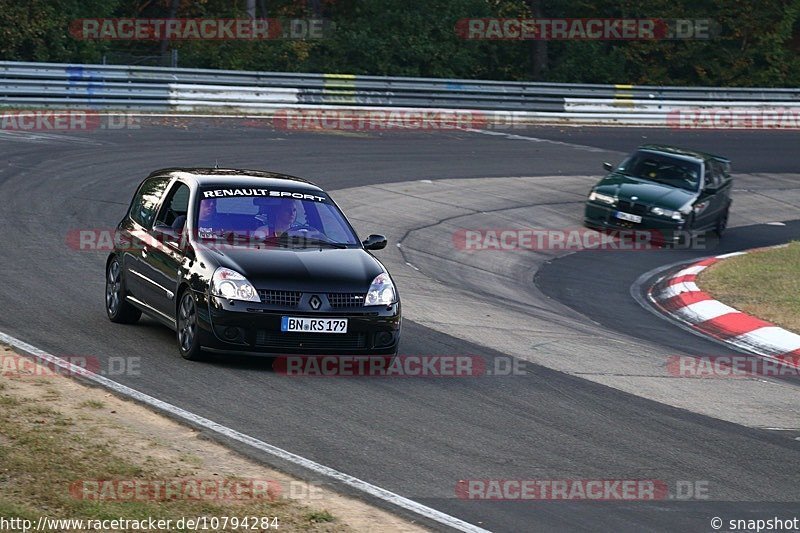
[603,162,614,172]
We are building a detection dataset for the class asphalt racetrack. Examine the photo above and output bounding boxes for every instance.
[1,120,799,532]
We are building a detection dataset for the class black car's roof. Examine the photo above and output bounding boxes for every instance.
[147,168,325,193]
[638,144,730,164]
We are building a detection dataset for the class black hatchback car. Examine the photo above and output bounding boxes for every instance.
[584,145,733,243]
[105,168,401,360]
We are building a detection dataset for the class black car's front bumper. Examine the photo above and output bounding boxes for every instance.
[195,292,401,355]
[584,202,686,243]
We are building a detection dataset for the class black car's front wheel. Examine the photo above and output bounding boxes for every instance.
[177,290,203,360]
[106,257,141,324]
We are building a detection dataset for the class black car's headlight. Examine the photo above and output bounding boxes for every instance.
[650,207,684,221]
[211,267,260,302]
[588,191,617,206]
[364,273,396,306]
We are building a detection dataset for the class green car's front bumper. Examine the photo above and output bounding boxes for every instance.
[584,201,686,243]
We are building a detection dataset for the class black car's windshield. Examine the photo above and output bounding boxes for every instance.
[195,189,360,247]
[619,152,702,192]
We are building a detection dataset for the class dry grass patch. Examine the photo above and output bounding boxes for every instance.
[697,242,800,333]
[0,345,428,532]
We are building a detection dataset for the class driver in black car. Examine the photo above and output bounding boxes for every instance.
[255,200,298,238]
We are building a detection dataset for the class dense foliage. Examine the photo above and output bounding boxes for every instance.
[0,0,797,86]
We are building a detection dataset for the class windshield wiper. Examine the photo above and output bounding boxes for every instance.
[289,238,348,249]
[259,235,348,249]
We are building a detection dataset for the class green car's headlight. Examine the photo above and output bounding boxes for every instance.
[589,191,617,206]
[651,207,684,221]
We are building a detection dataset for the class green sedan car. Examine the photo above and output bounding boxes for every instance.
[584,144,732,244]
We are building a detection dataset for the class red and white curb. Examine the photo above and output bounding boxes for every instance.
[648,249,800,369]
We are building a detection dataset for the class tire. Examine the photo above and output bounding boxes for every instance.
[676,214,696,248]
[715,206,730,238]
[106,257,141,324]
[177,289,203,361]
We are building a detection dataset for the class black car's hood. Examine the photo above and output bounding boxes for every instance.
[200,245,386,292]
[595,173,697,210]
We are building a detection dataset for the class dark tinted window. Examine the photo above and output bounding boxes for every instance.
[155,182,190,226]
[621,152,702,192]
[704,162,718,188]
[129,177,170,227]
[196,192,359,246]
[710,160,729,184]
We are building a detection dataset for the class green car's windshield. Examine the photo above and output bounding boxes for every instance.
[619,152,702,192]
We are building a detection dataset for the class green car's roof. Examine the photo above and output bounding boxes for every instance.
[638,144,730,164]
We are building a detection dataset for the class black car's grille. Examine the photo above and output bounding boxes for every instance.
[255,331,367,350]
[258,290,302,307]
[617,200,648,216]
[327,293,366,308]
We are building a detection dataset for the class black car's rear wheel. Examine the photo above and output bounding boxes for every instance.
[177,290,203,360]
[106,257,141,324]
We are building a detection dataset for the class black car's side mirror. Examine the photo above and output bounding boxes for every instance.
[703,183,719,194]
[603,162,614,172]
[362,234,387,250]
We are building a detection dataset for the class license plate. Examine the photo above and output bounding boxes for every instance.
[281,317,348,334]
[614,211,642,223]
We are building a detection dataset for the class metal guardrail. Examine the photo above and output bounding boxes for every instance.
[0,60,798,124]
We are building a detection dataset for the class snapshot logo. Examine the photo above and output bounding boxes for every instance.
[0,111,139,131]
[270,109,490,131]
[456,18,717,40]
[455,479,710,501]
[0,354,140,378]
[69,18,333,40]
[667,355,800,379]
[723,518,800,533]
[453,228,680,252]
[273,355,526,377]
[668,108,800,130]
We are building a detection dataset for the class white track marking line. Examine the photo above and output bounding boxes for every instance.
[672,264,709,278]
[0,330,489,533]
[0,130,104,145]
[463,127,608,153]
[715,251,747,259]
